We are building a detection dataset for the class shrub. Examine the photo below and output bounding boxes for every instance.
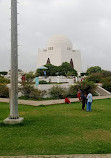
[19,84,34,98]
[19,83,46,99]
[49,86,67,99]
[25,72,35,83]
[0,76,10,84]
[29,89,46,99]
[66,71,76,77]
[86,73,102,83]
[101,77,111,92]
[101,70,111,78]
[0,84,9,98]
[67,85,78,98]
[101,77,111,83]
[68,81,96,98]
[78,81,96,94]
[39,80,48,84]
[102,82,111,92]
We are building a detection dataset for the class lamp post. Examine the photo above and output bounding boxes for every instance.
[4,0,24,124]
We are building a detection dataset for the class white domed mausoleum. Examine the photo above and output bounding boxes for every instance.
[37,35,82,75]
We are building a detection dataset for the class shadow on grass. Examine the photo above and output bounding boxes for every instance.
[0,119,39,128]
[0,121,24,127]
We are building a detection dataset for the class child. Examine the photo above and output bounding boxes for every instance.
[65,97,71,104]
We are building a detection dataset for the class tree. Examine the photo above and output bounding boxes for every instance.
[44,64,58,76]
[59,62,77,76]
[0,71,8,76]
[86,66,102,75]
[101,70,111,77]
[36,62,77,76]
[36,64,58,76]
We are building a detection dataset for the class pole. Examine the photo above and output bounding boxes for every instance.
[9,0,19,119]
[4,0,24,124]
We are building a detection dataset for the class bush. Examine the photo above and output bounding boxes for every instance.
[86,73,102,83]
[67,85,78,98]
[101,77,111,92]
[25,72,35,83]
[0,76,10,84]
[19,84,34,98]
[29,89,46,99]
[101,77,111,83]
[102,82,111,92]
[0,84,9,98]
[49,86,67,99]
[19,83,46,99]
[101,70,111,78]
[66,71,76,77]
[68,81,96,98]
[39,80,48,84]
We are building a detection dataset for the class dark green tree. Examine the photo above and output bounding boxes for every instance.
[36,62,77,76]
[36,64,58,76]
[0,71,8,76]
[101,70,111,77]
[44,64,58,76]
[86,66,102,75]
[59,62,77,76]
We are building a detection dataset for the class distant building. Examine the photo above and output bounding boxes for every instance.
[37,35,82,75]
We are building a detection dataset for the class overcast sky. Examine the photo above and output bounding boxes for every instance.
[0,0,111,72]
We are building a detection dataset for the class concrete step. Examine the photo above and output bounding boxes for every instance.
[95,86,111,96]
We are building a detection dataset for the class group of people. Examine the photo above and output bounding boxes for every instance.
[65,89,93,112]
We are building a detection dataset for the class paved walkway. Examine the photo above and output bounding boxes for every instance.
[0,154,111,158]
[0,95,111,106]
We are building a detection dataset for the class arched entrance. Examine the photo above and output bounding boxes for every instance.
[46,58,51,64]
[70,58,74,68]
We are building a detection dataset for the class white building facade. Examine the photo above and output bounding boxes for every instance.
[37,35,82,75]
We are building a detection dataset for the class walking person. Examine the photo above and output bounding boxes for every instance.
[86,91,93,112]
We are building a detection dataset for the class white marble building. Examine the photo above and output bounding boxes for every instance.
[37,35,82,75]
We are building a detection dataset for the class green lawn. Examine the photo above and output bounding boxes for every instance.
[0,99,111,156]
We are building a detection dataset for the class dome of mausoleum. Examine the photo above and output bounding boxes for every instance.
[47,35,73,50]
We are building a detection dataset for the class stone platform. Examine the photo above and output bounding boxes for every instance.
[4,117,24,124]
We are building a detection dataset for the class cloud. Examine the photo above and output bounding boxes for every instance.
[0,0,111,71]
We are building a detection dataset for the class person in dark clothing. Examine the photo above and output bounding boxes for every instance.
[81,92,86,110]
[85,91,88,105]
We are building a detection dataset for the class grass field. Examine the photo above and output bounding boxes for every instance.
[0,99,111,156]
